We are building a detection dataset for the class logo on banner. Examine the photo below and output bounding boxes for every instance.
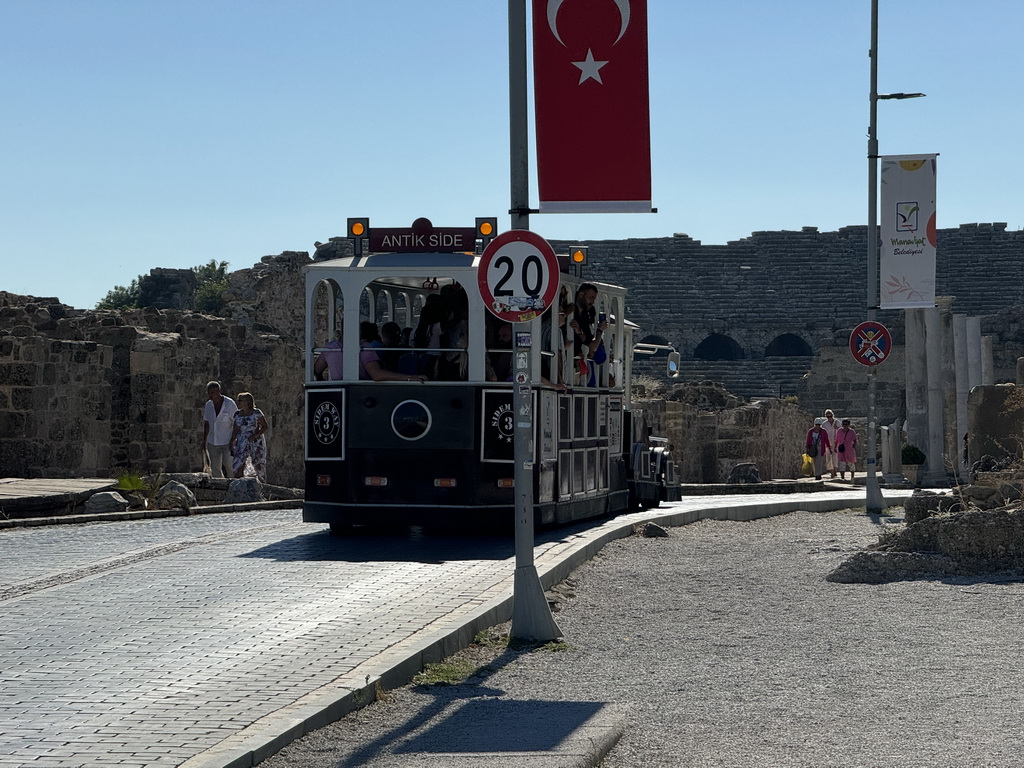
[896,202,919,232]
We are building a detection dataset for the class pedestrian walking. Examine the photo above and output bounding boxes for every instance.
[202,381,237,478]
[805,417,831,481]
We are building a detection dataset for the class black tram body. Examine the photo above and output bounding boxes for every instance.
[302,235,677,532]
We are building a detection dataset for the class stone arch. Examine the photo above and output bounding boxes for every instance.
[639,334,669,346]
[764,333,812,357]
[694,333,745,361]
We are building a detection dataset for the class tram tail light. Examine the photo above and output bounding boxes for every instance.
[496,478,515,489]
[433,478,458,488]
[363,476,389,487]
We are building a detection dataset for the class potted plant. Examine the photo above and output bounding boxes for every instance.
[901,444,926,485]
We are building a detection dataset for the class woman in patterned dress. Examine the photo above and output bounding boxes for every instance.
[229,392,269,482]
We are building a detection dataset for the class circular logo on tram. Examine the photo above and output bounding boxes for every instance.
[392,400,432,441]
[312,401,341,445]
[490,403,514,444]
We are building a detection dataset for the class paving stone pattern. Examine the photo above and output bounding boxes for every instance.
[0,510,515,768]
[0,492,911,768]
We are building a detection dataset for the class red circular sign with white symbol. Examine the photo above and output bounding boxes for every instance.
[478,230,560,323]
[849,321,893,366]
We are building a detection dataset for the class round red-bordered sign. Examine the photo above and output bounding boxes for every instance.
[849,321,892,366]
[477,230,560,323]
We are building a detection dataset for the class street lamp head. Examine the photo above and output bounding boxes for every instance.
[878,92,926,100]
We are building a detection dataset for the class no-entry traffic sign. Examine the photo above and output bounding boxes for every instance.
[477,230,560,323]
[849,321,892,366]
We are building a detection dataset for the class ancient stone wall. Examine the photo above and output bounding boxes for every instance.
[0,284,306,487]
[634,384,815,483]
[553,221,1024,396]
[4,221,1024,489]
[0,330,113,477]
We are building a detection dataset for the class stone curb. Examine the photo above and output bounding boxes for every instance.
[0,499,301,530]
[179,492,909,768]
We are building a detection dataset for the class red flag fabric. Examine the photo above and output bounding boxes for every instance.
[532,0,652,213]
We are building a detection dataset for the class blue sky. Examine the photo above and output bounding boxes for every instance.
[2,1,1021,309]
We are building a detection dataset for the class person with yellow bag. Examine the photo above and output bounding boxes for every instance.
[804,417,831,480]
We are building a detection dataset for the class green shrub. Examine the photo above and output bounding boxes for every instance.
[901,444,926,465]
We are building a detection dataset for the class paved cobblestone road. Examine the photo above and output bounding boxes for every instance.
[0,492,909,768]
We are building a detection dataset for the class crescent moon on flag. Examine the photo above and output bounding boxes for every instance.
[547,0,631,46]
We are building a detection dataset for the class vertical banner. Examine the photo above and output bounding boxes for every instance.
[880,154,937,308]
[532,0,651,213]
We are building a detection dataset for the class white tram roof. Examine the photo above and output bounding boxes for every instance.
[305,251,625,295]
[305,252,480,290]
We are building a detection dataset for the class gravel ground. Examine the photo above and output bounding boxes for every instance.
[261,508,1024,767]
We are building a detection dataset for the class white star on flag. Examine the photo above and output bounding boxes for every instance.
[572,48,608,85]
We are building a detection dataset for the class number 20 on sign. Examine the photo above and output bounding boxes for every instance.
[477,230,560,323]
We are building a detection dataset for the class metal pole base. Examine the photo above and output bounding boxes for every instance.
[511,565,562,642]
[865,471,886,514]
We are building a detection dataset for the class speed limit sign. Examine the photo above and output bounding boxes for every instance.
[477,230,560,323]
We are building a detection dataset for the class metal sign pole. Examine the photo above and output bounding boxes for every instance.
[510,329,561,641]
[864,0,885,514]
[505,0,560,641]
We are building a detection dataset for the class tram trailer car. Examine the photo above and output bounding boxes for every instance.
[302,227,679,533]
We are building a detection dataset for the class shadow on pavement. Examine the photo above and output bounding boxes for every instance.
[333,645,612,767]
[238,526,515,564]
[396,698,608,753]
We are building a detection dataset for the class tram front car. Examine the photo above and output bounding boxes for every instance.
[302,218,640,533]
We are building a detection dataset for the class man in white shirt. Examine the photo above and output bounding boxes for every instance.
[202,381,237,478]
[822,409,840,479]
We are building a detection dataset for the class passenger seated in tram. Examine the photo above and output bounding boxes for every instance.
[540,287,574,390]
[313,329,343,380]
[485,316,513,382]
[412,295,446,378]
[359,321,426,382]
[570,283,608,387]
[434,284,469,381]
[378,322,404,372]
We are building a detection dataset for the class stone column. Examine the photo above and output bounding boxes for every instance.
[981,336,994,385]
[881,420,904,484]
[966,316,982,390]
[922,308,948,485]
[939,303,957,480]
[904,308,928,449]
[953,315,970,482]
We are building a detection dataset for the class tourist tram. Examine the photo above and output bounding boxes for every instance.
[302,218,679,532]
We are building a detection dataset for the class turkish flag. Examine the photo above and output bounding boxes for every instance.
[532,0,652,213]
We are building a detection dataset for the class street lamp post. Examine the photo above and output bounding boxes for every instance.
[865,0,924,513]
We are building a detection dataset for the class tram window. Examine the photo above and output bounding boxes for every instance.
[587,397,598,437]
[574,397,585,439]
[559,398,571,441]
[572,450,585,493]
[599,448,609,489]
[586,448,597,491]
[559,450,572,497]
